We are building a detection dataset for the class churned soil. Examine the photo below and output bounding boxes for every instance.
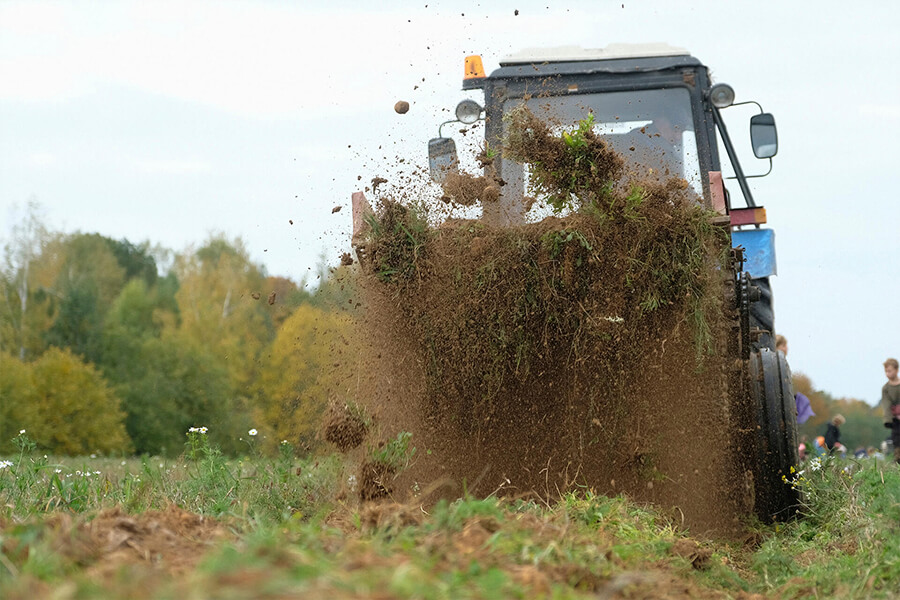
[2,505,231,581]
[352,107,754,536]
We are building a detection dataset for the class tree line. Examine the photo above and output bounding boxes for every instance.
[1,203,887,457]
[1,202,354,456]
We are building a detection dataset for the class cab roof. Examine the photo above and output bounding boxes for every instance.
[499,43,690,66]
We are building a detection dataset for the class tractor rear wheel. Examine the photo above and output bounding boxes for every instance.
[749,347,800,521]
[750,277,775,351]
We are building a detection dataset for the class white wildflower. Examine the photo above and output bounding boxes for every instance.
[249,429,258,437]
[54,469,62,474]
[121,461,127,466]
[200,427,208,434]
[90,454,97,459]
[0,460,13,469]
[19,429,25,435]
[809,458,822,471]
[281,440,289,445]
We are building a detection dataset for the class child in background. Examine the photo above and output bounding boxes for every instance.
[776,334,815,424]
[824,414,846,455]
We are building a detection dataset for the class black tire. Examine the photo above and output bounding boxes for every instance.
[750,277,775,351]
[749,347,800,521]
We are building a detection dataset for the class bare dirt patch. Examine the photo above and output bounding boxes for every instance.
[17,505,231,579]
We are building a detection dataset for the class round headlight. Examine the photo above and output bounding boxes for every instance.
[709,83,735,108]
[455,99,483,124]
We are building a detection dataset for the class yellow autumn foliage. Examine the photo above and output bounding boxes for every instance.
[0,348,132,454]
[254,304,354,449]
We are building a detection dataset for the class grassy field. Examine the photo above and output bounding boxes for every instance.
[2,430,900,599]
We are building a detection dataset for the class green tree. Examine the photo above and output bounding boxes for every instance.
[0,351,35,451]
[98,277,249,455]
[0,199,51,361]
[0,347,131,455]
[104,238,158,287]
[43,233,127,364]
[118,332,238,456]
[173,235,272,397]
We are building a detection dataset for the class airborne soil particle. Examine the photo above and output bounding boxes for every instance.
[371,176,388,193]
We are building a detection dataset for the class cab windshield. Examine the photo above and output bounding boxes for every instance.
[501,87,702,203]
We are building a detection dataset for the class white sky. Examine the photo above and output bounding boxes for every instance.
[1,0,898,404]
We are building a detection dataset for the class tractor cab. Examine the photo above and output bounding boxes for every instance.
[428,43,781,350]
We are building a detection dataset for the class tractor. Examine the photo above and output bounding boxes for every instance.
[354,44,799,522]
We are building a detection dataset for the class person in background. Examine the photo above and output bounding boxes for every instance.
[776,335,788,355]
[824,414,846,455]
[813,435,827,456]
[776,334,815,424]
[881,357,900,463]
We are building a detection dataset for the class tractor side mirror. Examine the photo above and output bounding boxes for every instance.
[428,137,458,183]
[750,113,778,159]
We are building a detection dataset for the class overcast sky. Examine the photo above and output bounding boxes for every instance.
[1,0,898,404]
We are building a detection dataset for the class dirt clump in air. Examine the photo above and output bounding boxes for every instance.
[440,146,503,207]
[358,460,396,502]
[441,171,500,206]
[354,107,753,536]
[323,402,370,451]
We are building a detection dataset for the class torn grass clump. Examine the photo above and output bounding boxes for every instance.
[362,108,729,406]
[362,199,429,284]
